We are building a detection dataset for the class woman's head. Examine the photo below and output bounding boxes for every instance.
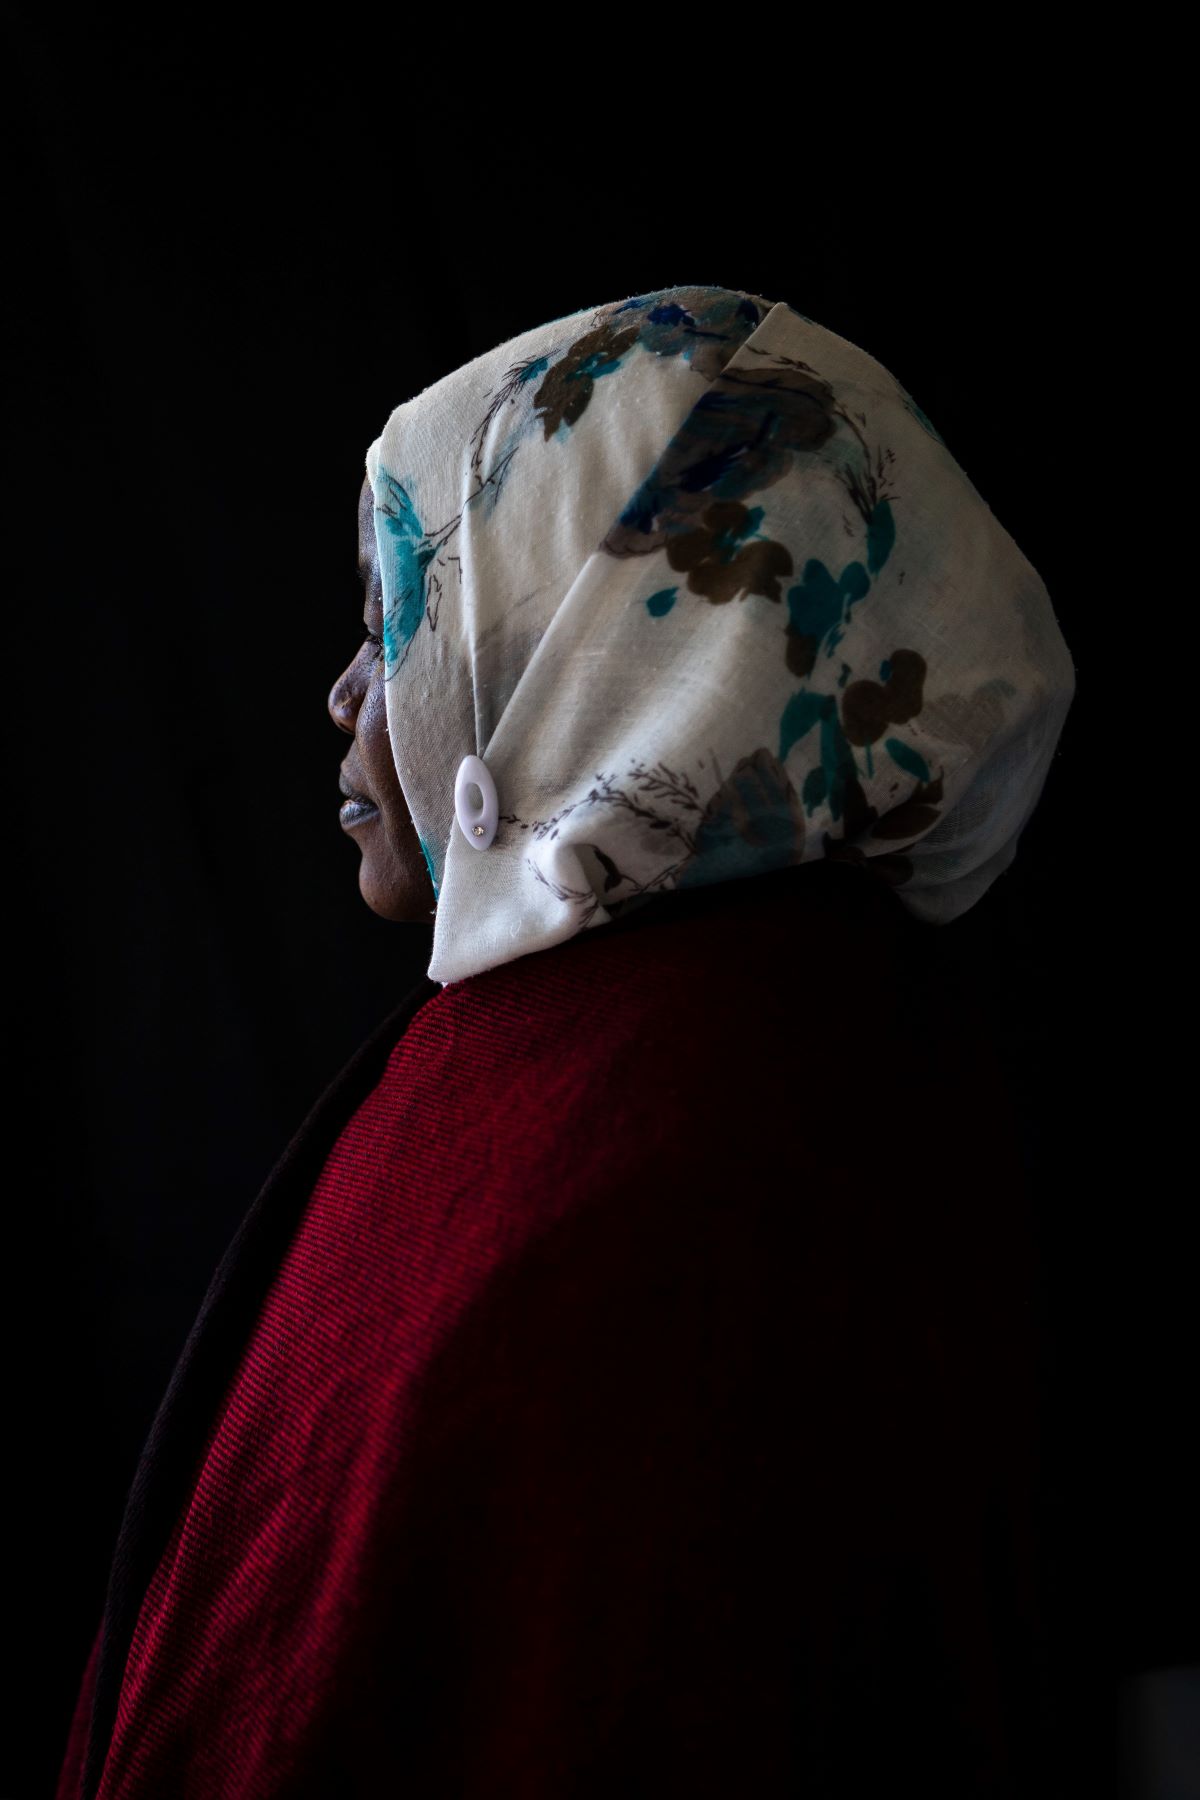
[325,476,437,924]
[354,284,1076,986]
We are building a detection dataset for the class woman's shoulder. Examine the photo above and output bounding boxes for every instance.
[376,863,924,1191]
[354,854,1021,1228]
[517,858,920,1060]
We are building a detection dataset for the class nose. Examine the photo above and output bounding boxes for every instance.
[328,655,364,735]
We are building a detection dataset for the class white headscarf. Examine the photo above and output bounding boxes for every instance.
[364,285,1076,989]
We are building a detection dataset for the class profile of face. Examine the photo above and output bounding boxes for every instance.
[326,477,437,924]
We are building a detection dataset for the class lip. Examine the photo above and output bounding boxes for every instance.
[338,769,379,830]
[339,794,380,829]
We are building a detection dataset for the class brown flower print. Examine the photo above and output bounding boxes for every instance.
[838,649,945,840]
[666,500,794,605]
[868,773,945,841]
[532,316,641,439]
[819,755,938,880]
[841,649,928,745]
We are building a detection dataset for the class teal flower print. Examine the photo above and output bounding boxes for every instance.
[375,470,438,676]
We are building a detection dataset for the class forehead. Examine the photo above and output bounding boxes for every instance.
[357,477,380,585]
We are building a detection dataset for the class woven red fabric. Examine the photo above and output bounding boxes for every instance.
[58,867,1052,1797]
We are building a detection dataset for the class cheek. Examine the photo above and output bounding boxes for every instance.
[357,674,389,765]
[359,676,408,815]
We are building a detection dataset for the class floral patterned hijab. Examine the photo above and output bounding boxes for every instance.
[364,285,1076,988]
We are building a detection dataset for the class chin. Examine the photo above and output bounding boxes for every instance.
[358,862,434,925]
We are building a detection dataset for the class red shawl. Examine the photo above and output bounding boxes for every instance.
[56,862,1054,1796]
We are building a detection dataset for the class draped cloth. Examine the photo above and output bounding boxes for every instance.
[57,863,1062,1798]
[363,285,1076,986]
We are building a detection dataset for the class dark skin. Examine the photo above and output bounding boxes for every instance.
[327,476,437,923]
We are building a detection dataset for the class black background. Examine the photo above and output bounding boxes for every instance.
[5,22,1188,1799]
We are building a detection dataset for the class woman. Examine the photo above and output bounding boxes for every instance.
[56,284,1076,1797]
